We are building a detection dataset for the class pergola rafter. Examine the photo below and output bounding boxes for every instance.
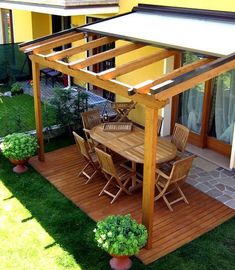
[45,36,117,61]
[69,42,146,69]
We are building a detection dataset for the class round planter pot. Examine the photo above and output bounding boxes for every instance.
[9,158,29,174]
[109,255,132,270]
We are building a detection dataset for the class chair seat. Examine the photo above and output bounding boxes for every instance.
[157,176,169,188]
[116,164,135,180]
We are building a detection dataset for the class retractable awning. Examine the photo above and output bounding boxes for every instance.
[82,5,235,58]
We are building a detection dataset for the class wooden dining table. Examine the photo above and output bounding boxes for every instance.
[90,123,177,190]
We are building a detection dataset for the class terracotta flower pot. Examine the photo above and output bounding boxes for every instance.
[109,255,132,270]
[9,158,29,174]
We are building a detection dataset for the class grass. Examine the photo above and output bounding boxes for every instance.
[0,137,235,269]
[0,94,56,137]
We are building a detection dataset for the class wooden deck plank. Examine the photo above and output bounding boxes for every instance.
[29,145,234,265]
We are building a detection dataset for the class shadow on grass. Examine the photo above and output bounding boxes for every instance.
[0,136,234,270]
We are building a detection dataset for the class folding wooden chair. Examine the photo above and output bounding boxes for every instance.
[111,101,136,122]
[171,123,190,155]
[73,131,99,184]
[95,147,135,204]
[155,155,195,211]
[81,109,102,151]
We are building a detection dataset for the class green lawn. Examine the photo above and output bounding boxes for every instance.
[0,137,234,270]
[0,94,56,137]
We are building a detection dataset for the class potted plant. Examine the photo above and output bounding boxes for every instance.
[10,82,23,96]
[94,214,148,270]
[0,133,38,173]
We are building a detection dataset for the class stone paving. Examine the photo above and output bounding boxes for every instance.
[186,157,235,210]
[22,78,116,117]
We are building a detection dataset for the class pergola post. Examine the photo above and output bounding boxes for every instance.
[32,61,45,161]
[142,106,158,249]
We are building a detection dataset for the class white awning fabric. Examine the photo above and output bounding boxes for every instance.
[82,10,235,57]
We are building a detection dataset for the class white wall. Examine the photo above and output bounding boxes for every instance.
[161,56,174,136]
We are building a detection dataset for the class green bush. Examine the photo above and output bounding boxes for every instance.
[0,133,38,160]
[94,214,148,256]
[49,88,88,134]
[10,82,23,96]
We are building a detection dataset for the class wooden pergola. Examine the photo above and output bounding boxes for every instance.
[19,6,235,248]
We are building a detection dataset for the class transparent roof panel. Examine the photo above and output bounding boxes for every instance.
[82,12,235,57]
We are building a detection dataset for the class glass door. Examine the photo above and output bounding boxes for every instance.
[175,52,206,147]
[172,52,233,156]
[206,71,235,155]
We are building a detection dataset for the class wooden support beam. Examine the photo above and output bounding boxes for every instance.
[29,54,167,109]
[142,107,158,249]
[20,31,78,52]
[69,42,146,69]
[46,37,117,61]
[134,58,213,94]
[97,50,176,80]
[25,32,85,54]
[32,61,45,161]
[152,54,235,100]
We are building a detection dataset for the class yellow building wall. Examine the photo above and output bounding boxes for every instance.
[12,10,33,42]
[119,0,235,13]
[32,13,51,39]
[71,16,87,86]
[115,42,164,125]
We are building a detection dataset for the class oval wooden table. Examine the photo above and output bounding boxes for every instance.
[90,124,177,190]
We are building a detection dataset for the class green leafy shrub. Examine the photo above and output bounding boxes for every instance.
[10,82,23,96]
[49,88,88,134]
[0,133,38,160]
[94,214,148,256]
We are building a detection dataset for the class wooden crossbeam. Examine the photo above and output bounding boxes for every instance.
[97,50,176,80]
[29,54,167,109]
[45,36,117,61]
[152,54,235,100]
[133,58,213,94]
[20,31,78,52]
[24,32,85,54]
[69,42,146,69]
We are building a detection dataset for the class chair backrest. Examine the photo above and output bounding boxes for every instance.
[111,101,135,110]
[171,123,189,153]
[157,115,163,136]
[81,109,101,131]
[170,155,194,183]
[95,147,117,178]
[73,131,91,161]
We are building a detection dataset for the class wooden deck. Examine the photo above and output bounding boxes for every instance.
[30,145,234,265]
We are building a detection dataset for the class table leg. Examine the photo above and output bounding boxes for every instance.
[129,161,143,192]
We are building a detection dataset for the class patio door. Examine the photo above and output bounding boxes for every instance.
[52,15,71,51]
[172,52,233,156]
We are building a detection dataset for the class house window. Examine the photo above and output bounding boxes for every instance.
[86,17,115,101]
[1,9,14,44]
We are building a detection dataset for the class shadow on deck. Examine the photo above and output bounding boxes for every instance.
[29,145,234,265]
